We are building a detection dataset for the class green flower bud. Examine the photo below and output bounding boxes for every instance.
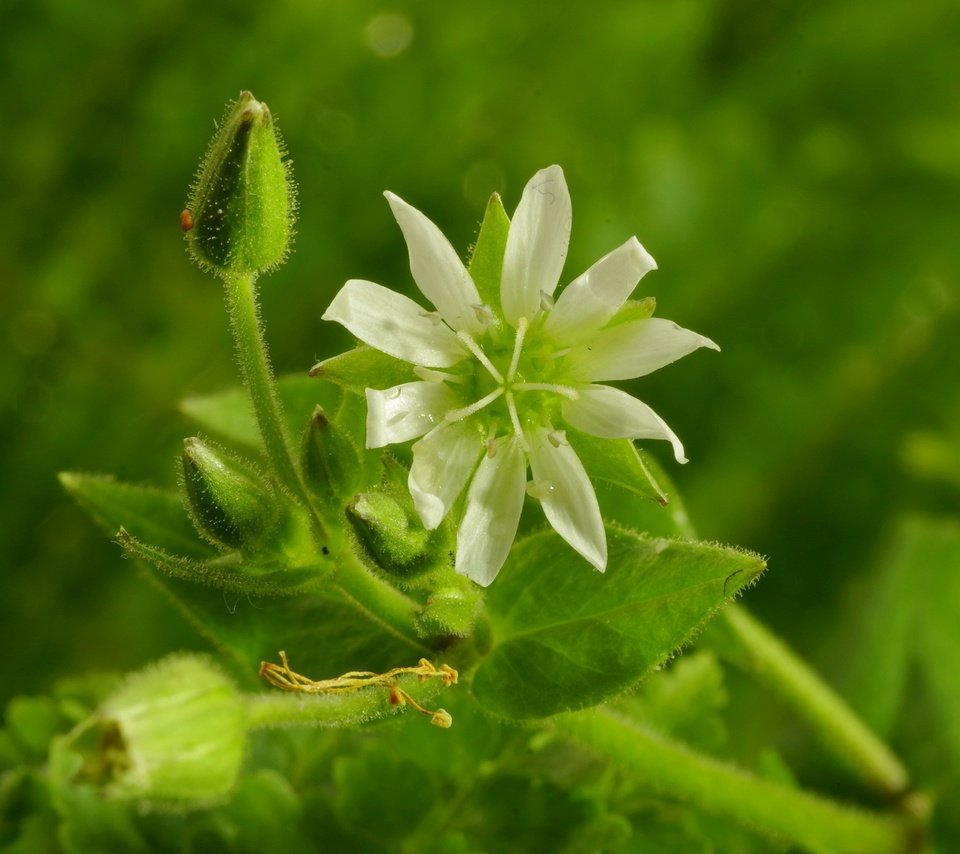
[347,489,433,577]
[98,655,246,805]
[181,437,278,551]
[300,406,361,508]
[185,91,296,278]
[415,584,482,638]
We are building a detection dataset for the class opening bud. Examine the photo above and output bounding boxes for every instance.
[181,437,278,551]
[185,91,296,278]
[96,655,246,805]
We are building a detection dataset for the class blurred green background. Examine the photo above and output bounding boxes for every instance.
[2,0,958,754]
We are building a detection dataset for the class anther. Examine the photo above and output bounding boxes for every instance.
[419,310,444,326]
[526,480,556,500]
[472,303,495,325]
[414,366,448,384]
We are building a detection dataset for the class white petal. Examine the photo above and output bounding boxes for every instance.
[323,279,465,368]
[384,192,485,335]
[544,237,657,345]
[365,382,457,448]
[501,165,572,327]
[455,436,527,587]
[527,427,607,571]
[409,421,482,530]
[562,385,687,464]
[568,317,719,382]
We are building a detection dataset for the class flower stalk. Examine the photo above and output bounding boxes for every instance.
[557,709,920,854]
[719,602,911,800]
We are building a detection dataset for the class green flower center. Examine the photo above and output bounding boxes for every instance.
[449,315,577,440]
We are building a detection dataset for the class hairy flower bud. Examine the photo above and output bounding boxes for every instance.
[347,489,434,577]
[97,655,246,805]
[181,437,278,551]
[185,91,296,278]
[300,406,361,508]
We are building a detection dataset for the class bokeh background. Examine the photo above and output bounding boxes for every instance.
[2,0,958,783]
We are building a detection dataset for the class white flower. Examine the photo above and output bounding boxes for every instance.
[323,166,718,586]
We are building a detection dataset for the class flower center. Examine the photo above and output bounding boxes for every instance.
[448,317,578,441]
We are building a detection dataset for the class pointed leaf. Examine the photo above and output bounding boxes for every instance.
[180,373,341,447]
[909,517,960,769]
[117,529,323,598]
[309,346,418,394]
[566,429,667,505]
[59,473,212,559]
[467,192,510,313]
[153,574,419,685]
[471,526,764,719]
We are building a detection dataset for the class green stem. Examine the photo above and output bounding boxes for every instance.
[662,484,910,800]
[224,272,311,504]
[245,672,448,730]
[333,549,429,655]
[556,709,918,854]
[719,602,910,799]
[223,271,425,650]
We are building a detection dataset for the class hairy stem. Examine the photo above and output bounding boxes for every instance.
[719,602,910,799]
[663,484,910,800]
[224,272,311,504]
[557,708,919,854]
[224,272,425,648]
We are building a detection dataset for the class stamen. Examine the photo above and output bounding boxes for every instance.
[548,429,568,448]
[513,382,580,400]
[539,290,555,312]
[419,310,444,326]
[505,391,528,451]
[507,316,528,383]
[414,366,448,384]
[526,480,556,500]
[486,426,498,458]
[549,348,572,360]
[472,303,495,325]
[444,387,503,423]
[457,331,504,384]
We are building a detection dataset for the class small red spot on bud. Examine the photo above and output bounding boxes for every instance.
[180,209,195,232]
[389,686,402,706]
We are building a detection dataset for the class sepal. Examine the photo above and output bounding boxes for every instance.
[346,459,454,583]
[181,438,279,551]
[300,406,361,509]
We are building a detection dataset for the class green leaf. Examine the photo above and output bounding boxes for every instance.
[909,517,960,770]
[472,526,764,719]
[5,697,64,759]
[116,529,324,597]
[309,347,417,394]
[568,429,667,505]
[150,572,419,685]
[48,739,151,854]
[333,749,437,841]
[467,192,510,312]
[835,517,923,736]
[217,770,313,854]
[180,372,340,448]
[59,473,212,559]
[614,651,729,753]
